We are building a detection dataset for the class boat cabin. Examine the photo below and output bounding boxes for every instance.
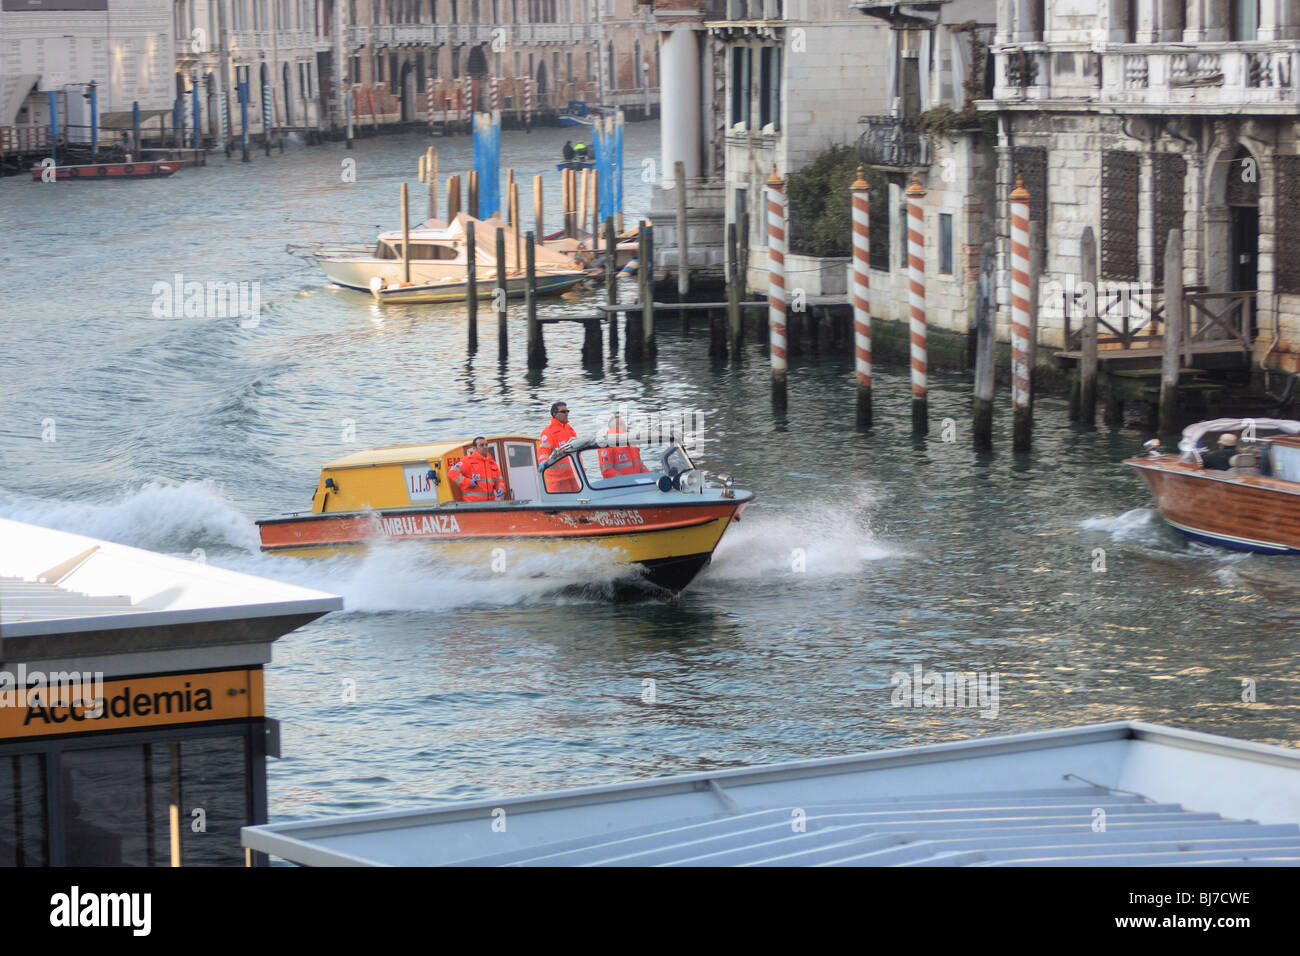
[373,238,461,261]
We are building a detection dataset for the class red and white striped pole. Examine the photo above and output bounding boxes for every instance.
[524,75,533,127]
[766,167,788,411]
[425,75,435,130]
[851,166,872,428]
[463,75,473,128]
[906,174,927,435]
[1010,176,1033,451]
[490,75,500,114]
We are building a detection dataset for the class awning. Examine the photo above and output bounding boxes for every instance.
[0,73,40,125]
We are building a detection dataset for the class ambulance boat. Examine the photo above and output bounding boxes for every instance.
[257,435,753,593]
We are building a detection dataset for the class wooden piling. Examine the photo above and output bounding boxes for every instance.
[468,170,479,220]
[447,174,462,221]
[505,168,515,223]
[1159,228,1185,435]
[727,223,742,356]
[906,175,927,434]
[642,221,656,360]
[605,217,619,354]
[675,161,690,302]
[590,169,600,244]
[427,146,438,220]
[627,222,646,363]
[1010,177,1032,451]
[534,174,544,240]
[579,168,589,241]
[401,182,411,284]
[465,219,478,352]
[496,226,508,361]
[510,181,521,272]
[766,169,788,412]
[1079,225,1099,427]
[973,241,996,449]
[851,167,872,428]
[526,230,545,368]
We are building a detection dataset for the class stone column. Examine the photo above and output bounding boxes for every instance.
[659,22,701,181]
[1258,0,1282,41]
[1184,0,1207,41]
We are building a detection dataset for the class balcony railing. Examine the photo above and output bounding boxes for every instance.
[856,115,929,168]
[994,42,1300,111]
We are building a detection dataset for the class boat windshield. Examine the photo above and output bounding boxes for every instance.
[576,443,693,490]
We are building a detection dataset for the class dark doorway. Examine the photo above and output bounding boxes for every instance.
[1231,205,1258,293]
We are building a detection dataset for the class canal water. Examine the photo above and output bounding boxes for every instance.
[2,123,1297,822]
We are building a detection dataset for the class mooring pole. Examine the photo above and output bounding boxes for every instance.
[526,230,545,368]
[727,222,742,357]
[496,226,508,361]
[534,174,544,241]
[1159,228,1185,435]
[766,168,788,412]
[447,174,462,220]
[675,160,690,304]
[1010,177,1032,451]
[627,221,646,363]
[973,241,996,450]
[427,146,438,220]
[466,219,478,352]
[401,183,411,284]
[605,216,619,354]
[906,174,927,434]
[1080,225,1099,427]
[643,221,656,360]
[851,167,872,428]
[468,170,479,221]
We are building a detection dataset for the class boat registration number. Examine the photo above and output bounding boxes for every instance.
[378,514,462,537]
[592,510,644,527]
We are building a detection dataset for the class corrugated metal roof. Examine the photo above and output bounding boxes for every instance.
[242,722,1300,867]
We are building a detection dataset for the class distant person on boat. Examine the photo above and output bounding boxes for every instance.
[599,413,649,479]
[1201,432,1238,470]
[573,142,587,162]
[539,401,581,492]
[449,437,506,501]
[563,140,575,162]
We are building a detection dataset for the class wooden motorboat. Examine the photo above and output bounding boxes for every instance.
[31,160,184,181]
[258,435,753,593]
[310,213,587,297]
[370,270,588,305]
[1125,417,1300,553]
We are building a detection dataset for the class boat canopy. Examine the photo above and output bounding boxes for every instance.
[1178,417,1300,459]
[375,213,578,270]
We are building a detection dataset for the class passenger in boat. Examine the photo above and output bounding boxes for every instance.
[1201,433,1238,471]
[539,401,581,493]
[599,413,649,479]
[449,437,505,502]
[562,140,575,162]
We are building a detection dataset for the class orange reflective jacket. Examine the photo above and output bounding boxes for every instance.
[599,430,648,478]
[539,418,580,492]
[448,451,504,502]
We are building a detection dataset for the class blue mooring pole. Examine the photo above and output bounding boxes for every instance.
[88,81,98,161]
[191,77,200,149]
[48,90,58,168]
[132,100,141,160]
[239,80,249,163]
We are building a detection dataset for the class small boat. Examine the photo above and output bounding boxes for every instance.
[310,213,588,298]
[370,270,588,305]
[1125,417,1300,553]
[556,99,612,129]
[31,160,183,181]
[556,157,596,171]
[257,435,753,593]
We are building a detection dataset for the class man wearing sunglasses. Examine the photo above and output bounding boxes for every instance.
[539,401,581,492]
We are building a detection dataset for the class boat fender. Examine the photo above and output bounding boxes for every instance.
[657,476,673,493]
[123,164,134,174]
[96,165,108,177]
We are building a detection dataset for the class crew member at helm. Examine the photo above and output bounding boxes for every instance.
[599,412,649,479]
[539,401,581,492]
[1201,432,1239,471]
[449,437,505,501]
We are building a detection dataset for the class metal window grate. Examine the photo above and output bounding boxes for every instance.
[1102,150,1140,282]
[1153,154,1186,286]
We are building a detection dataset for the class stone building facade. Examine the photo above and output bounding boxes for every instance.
[989,0,1300,372]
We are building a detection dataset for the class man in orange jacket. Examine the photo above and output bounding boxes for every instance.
[449,437,505,502]
[539,400,580,492]
[599,412,648,479]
